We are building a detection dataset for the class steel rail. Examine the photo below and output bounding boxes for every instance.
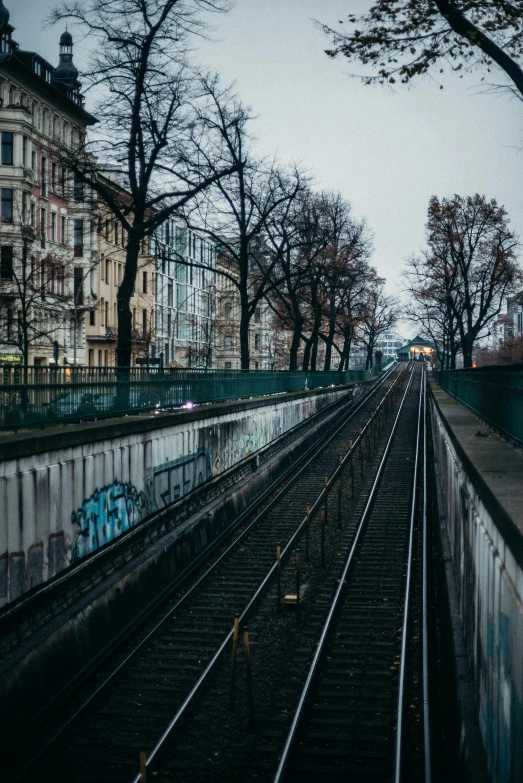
[422,368,432,782]
[394,362,425,782]
[271,364,417,783]
[131,367,409,783]
[13,366,399,781]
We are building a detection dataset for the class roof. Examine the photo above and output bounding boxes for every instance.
[397,335,438,353]
[0,6,97,126]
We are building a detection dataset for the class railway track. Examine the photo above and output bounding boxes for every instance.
[130,363,432,783]
[8,364,405,783]
[273,362,430,782]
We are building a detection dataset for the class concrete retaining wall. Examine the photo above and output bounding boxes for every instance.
[0,384,354,607]
[431,395,523,782]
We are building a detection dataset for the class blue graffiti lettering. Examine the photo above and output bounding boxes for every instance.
[71,481,146,562]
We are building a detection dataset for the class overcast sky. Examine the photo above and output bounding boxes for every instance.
[12,0,523,334]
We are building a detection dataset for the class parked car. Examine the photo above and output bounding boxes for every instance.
[48,392,104,419]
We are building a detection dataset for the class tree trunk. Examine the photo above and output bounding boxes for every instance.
[117,230,141,367]
[239,306,250,369]
[462,337,473,368]
[323,295,336,371]
[310,333,319,371]
[302,337,312,371]
[289,316,303,371]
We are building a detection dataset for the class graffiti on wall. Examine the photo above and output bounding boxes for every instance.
[71,481,146,562]
[0,532,66,604]
[146,448,211,511]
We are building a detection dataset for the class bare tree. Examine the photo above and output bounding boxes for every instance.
[184,75,306,368]
[49,0,237,367]
[405,252,462,368]
[0,222,80,378]
[316,195,373,370]
[407,194,521,368]
[358,281,399,370]
[263,189,325,371]
[321,1,523,99]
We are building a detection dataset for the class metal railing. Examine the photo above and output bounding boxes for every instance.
[434,363,523,446]
[0,363,387,432]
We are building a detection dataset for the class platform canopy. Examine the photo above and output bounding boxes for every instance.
[397,336,437,361]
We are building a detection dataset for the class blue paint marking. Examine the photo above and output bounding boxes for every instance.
[71,481,146,561]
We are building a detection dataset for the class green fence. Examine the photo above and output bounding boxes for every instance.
[434,363,523,446]
[0,364,384,432]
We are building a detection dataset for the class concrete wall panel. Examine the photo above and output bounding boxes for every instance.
[431,398,523,782]
[0,385,352,607]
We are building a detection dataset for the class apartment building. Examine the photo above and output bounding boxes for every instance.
[85,174,155,367]
[154,219,216,368]
[214,245,280,370]
[0,4,97,366]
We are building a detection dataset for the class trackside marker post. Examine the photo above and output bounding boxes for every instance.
[276,544,282,611]
[243,626,254,727]
[296,549,301,623]
[305,506,311,561]
[230,616,240,709]
[321,510,326,568]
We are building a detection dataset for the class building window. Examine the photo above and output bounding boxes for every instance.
[105,300,109,327]
[224,335,232,349]
[49,264,55,294]
[30,202,35,227]
[167,312,172,337]
[101,298,105,326]
[74,267,84,305]
[51,211,57,242]
[73,219,84,257]
[1,132,13,165]
[1,188,13,222]
[224,361,232,369]
[40,259,45,299]
[254,333,261,349]
[31,149,36,172]
[167,281,173,307]
[142,271,147,293]
[40,207,46,247]
[41,156,47,196]
[105,259,110,284]
[114,221,119,245]
[105,220,110,241]
[73,172,83,201]
[51,162,57,191]
[61,166,66,197]
[254,309,261,323]
[0,246,13,279]
[224,301,232,319]
[61,215,66,244]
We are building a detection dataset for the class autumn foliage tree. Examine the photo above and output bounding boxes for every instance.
[406,194,521,368]
[321,1,523,99]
